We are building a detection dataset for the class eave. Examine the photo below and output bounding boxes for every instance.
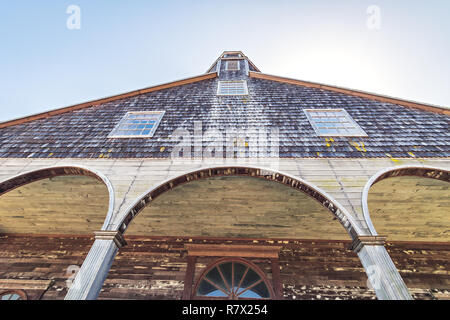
[0,72,218,129]
[249,71,450,116]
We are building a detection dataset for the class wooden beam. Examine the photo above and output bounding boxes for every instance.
[249,72,450,115]
[0,279,53,290]
[271,259,283,300]
[182,256,197,300]
[185,244,282,258]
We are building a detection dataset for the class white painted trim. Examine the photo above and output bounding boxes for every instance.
[216,59,221,76]
[112,164,365,238]
[361,164,450,235]
[0,164,115,231]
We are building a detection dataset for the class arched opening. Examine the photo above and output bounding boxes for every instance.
[101,167,374,300]
[118,167,360,237]
[125,176,349,239]
[0,166,113,300]
[0,290,27,300]
[365,166,450,299]
[193,258,274,300]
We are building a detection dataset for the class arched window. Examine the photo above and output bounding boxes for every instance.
[0,290,27,300]
[193,259,274,299]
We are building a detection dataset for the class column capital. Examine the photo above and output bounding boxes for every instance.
[94,230,127,248]
[351,235,387,253]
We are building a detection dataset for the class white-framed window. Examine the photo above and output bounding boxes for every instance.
[108,111,165,138]
[217,80,248,96]
[304,109,367,137]
[225,60,240,71]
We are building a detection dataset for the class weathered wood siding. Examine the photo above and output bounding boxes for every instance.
[368,176,450,241]
[0,234,93,300]
[127,176,348,239]
[0,176,109,234]
[0,158,448,235]
[0,234,447,300]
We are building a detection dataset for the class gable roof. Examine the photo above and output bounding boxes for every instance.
[0,69,448,159]
[0,50,448,133]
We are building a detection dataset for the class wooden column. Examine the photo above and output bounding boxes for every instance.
[182,256,197,300]
[64,231,126,300]
[270,259,282,300]
[352,236,412,300]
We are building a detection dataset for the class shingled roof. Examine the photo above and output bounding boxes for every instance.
[0,51,448,159]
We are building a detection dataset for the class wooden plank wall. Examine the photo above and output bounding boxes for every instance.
[126,176,349,239]
[0,176,109,234]
[0,234,448,300]
[368,176,450,241]
[1,174,448,242]
[0,234,93,300]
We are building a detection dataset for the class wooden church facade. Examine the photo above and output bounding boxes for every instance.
[0,52,448,300]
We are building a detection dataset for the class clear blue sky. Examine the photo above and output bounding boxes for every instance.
[0,1,449,122]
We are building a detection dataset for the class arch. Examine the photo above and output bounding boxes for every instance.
[0,165,115,230]
[0,289,28,300]
[117,166,364,239]
[192,257,275,300]
[126,175,350,239]
[362,165,450,235]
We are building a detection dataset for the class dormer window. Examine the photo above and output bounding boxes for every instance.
[304,109,367,137]
[108,111,165,138]
[225,60,240,71]
[217,81,248,96]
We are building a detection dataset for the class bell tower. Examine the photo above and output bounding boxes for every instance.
[206,51,260,79]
